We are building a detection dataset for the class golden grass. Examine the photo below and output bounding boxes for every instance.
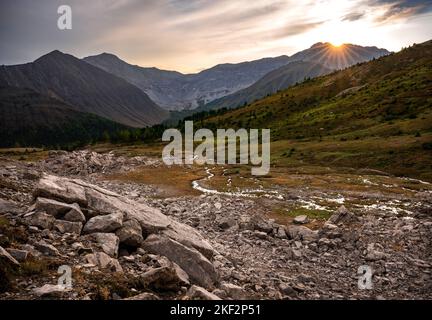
[104,164,207,198]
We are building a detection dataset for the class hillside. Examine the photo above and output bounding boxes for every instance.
[196,40,432,180]
[203,61,332,111]
[0,51,168,127]
[0,86,130,148]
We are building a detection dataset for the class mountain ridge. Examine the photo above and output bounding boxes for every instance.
[83,42,389,111]
[0,50,168,127]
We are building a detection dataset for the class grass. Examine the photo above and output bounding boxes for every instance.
[280,207,331,220]
[104,164,207,198]
[266,205,332,229]
[0,148,49,162]
[89,142,165,158]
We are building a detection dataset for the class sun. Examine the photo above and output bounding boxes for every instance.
[330,41,345,48]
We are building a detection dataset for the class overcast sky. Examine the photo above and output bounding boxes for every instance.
[1,0,431,73]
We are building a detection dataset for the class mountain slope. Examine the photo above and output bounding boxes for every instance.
[202,61,332,111]
[83,53,185,111]
[0,86,130,148]
[0,51,168,127]
[195,40,432,179]
[84,53,292,110]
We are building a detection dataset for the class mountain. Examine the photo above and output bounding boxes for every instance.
[288,42,390,70]
[84,43,389,111]
[0,86,130,148]
[83,54,292,110]
[196,61,332,112]
[163,43,390,122]
[83,53,185,111]
[192,40,432,180]
[0,50,168,127]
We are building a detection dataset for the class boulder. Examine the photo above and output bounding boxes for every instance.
[0,246,20,266]
[217,218,237,230]
[34,175,87,206]
[275,226,287,239]
[54,220,83,235]
[85,252,123,272]
[293,215,310,225]
[140,262,190,291]
[6,248,29,262]
[23,212,55,230]
[254,230,268,239]
[20,244,42,258]
[220,283,246,300]
[83,187,171,233]
[162,221,215,260]
[89,233,119,257]
[365,243,387,261]
[286,225,318,242]
[34,240,60,256]
[33,284,69,298]
[252,216,273,233]
[279,284,297,297]
[186,285,221,300]
[143,234,218,289]
[83,212,123,234]
[33,175,216,261]
[115,219,143,247]
[33,197,84,221]
[63,208,86,223]
[328,205,358,225]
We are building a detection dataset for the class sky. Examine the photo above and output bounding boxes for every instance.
[0,0,431,73]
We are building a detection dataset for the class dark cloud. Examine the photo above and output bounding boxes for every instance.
[367,0,432,22]
[342,11,366,21]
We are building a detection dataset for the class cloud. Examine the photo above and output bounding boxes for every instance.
[342,12,366,21]
[366,0,432,22]
[271,21,326,39]
[0,0,431,72]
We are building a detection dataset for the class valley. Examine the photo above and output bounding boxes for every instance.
[0,149,430,300]
[0,37,430,301]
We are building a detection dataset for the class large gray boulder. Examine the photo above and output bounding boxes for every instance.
[85,252,123,272]
[140,262,190,291]
[23,212,55,230]
[83,212,123,234]
[116,219,143,247]
[186,285,221,300]
[143,234,218,289]
[88,233,119,257]
[34,175,87,206]
[328,205,358,225]
[32,197,84,221]
[33,175,216,260]
[286,225,318,242]
[54,220,83,235]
